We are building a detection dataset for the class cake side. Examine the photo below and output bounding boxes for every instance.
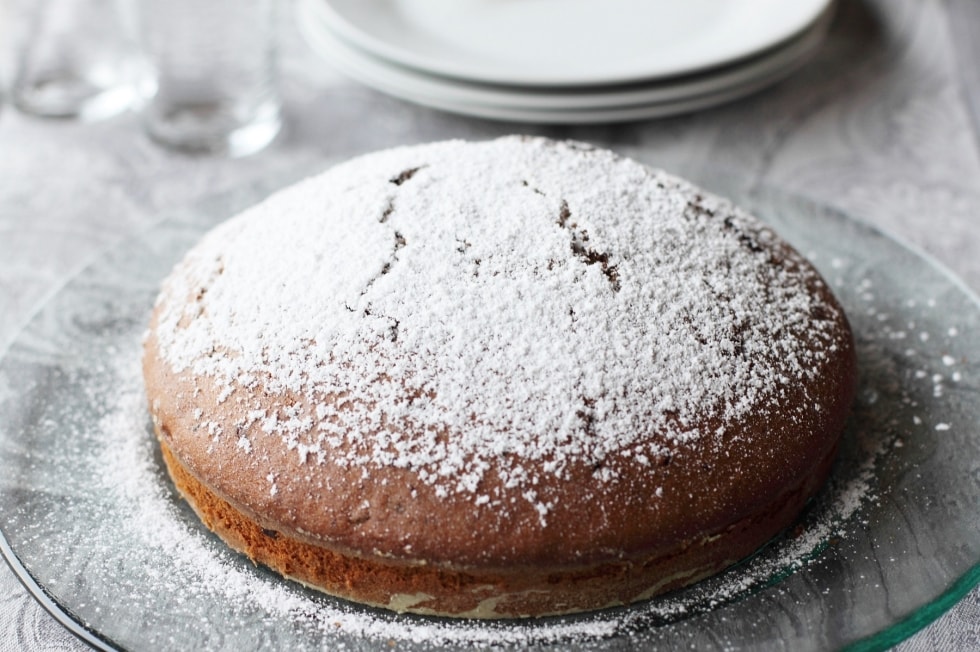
[154,429,841,617]
[143,303,854,569]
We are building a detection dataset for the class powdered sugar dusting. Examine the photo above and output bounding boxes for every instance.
[151,137,843,507]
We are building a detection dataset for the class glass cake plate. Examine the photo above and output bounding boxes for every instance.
[0,180,977,651]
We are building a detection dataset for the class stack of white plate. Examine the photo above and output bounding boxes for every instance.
[297,0,835,124]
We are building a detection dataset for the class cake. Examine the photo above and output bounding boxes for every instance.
[142,136,856,618]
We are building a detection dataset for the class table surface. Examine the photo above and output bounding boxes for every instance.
[1,0,979,649]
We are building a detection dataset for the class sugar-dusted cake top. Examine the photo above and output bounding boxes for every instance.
[152,136,844,515]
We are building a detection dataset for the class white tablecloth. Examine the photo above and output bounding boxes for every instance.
[1,0,978,649]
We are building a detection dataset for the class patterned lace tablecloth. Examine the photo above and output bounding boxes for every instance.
[0,0,978,649]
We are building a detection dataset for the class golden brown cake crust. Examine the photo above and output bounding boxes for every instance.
[155,429,842,617]
[142,136,856,617]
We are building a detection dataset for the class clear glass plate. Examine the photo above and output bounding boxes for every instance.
[0,181,977,651]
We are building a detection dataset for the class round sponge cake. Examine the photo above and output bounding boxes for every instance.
[142,136,856,618]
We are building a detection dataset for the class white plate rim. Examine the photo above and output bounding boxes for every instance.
[366,69,809,124]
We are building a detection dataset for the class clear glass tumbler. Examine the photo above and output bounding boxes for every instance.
[140,0,282,157]
[12,0,151,120]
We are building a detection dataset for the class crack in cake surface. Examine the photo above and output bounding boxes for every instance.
[152,137,847,515]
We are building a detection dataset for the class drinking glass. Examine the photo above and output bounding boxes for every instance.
[12,0,151,120]
[140,0,282,157]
